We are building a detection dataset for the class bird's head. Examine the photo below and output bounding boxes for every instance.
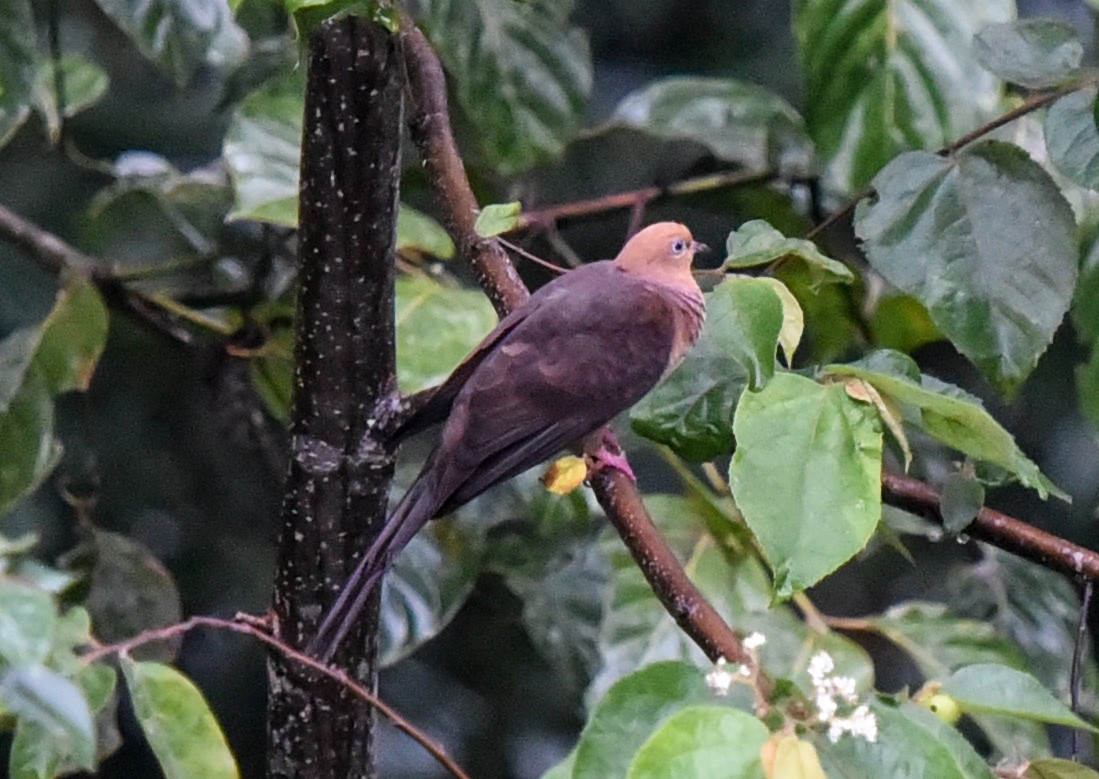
[613,222,707,288]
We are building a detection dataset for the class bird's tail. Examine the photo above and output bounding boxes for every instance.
[307,476,440,662]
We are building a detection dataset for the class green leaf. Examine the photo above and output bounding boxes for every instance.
[817,699,994,779]
[488,487,607,691]
[540,749,576,779]
[868,294,941,354]
[626,705,768,779]
[794,0,1011,192]
[574,661,721,779]
[1026,759,1099,779]
[92,0,247,85]
[0,578,57,666]
[869,602,1027,681]
[723,220,853,286]
[871,600,1053,758]
[224,72,303,227]
[224,73,449,262]
[9,719,63,779]
[754,278,804,367]
[1077,221,1099,344]
[380,469,565,666]
[0,371,61,518]
[473,202,522,238]
[62,528,182,663]
[419,0,592,176]
[0,665,95,771]
[854,142,1077,393]
[589,494,874,704]
[939,471,984,535]
[729,373,882,598]
[712,277,784,390]
[1045,87,1099,191]
[942,664,1098,731]
[121,658,240,779]
[34,54,110,144]
[630,275,794,461]
[398,206,454,259]
[608,77,812,175]
[823,356,1064,498]
[774,262,860,364]
[947,549,1099,705]
[1080,347,1099,430]
[377,529,480,667]
[0,327,41,412]
[395,275,496,393]
[286,0,387,38]
[973,19,1083,89]
[0,0,38,149]
[35,279,109,396]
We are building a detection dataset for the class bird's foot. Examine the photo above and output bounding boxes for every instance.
[586,431,636,482]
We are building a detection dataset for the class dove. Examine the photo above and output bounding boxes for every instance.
[310,222,707,660]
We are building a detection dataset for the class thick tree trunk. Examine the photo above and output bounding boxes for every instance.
[268,16,401,779]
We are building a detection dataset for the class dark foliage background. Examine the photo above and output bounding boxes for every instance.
[2,1,1098,777]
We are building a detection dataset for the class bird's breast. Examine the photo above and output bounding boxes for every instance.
[663,287,706,378]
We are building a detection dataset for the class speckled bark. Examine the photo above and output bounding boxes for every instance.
[268,17,401,779]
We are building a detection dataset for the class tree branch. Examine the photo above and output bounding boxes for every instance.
[83,614,471,779]
[0,201,194,345]
[399,14,755,681]
[399,18,528,316]
[881,470,1099,580]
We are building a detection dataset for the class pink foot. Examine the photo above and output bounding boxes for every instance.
[587,431,636,482]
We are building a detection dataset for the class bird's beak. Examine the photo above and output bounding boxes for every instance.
[692,241,710,254]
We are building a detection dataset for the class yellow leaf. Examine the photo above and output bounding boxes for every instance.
[761,732,826,779]
[541,456,587,495]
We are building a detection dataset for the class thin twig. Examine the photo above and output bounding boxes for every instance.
[83,614,472,779]
[1071,579,1093,760]
[517,168,773,232]
[495,237,568,275]
[939,85,1079,157]
[806,83,1085,242]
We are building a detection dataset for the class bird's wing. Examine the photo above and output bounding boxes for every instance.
[430,263,680,509]
[389,303,531,443]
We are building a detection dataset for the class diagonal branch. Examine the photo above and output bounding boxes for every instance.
[398,14,757,679]
[399,19,528,317]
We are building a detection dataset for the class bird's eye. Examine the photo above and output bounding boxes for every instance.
[671,238,688,254]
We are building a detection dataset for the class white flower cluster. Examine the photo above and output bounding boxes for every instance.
[705,633,765,697]
[808,651,878,743]
[705,657,751,696]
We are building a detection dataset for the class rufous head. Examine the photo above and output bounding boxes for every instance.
[613,222,707,288]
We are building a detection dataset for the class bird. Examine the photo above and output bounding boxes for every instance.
[310,222,708,660]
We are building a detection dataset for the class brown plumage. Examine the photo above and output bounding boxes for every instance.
[311,222,707,659]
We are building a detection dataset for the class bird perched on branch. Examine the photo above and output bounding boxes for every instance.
[311,222,707,660]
